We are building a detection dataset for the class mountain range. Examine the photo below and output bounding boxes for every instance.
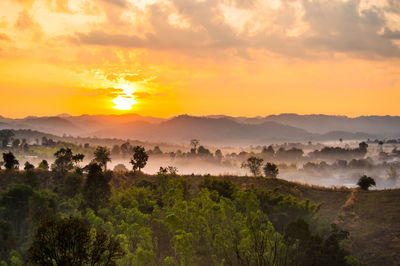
[0,113,398,145]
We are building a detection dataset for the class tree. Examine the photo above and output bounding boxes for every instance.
[27,217,124,265]
[11,139,20,149]
[38,159,49,170]
[94,146,111,171]
[359,141,368,151]
[52,148,74,176]
[357,175,376,190]
[215,149,223,162]
[263,162,279,178]
[130,146,148,172]
[111,144,120,155]
[190,139,199,154]
[24,161,34,171]
[2,152,19,170]
[0,184,33,238]
[241,156,264,176]
[113,163,128,172]
[72,153,85,168]
[0,130,14,149]
[83,163,111,212]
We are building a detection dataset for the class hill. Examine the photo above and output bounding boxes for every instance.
[2,113,399,144]
[169,176,399,266]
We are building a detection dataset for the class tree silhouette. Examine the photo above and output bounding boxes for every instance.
[94,146,111,171]
[38,159,49,170]
[190,139,199,154]
[241,156,264,176]
[24,161,34,171]
[2,151,19,170]
[263,162,279,178]
[357,175,376,190]
[27,217,124,265]
[130,146,148,172]
[83,163,111,212]
[52,148,74,176]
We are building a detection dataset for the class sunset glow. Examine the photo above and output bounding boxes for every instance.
[0,0,399,118]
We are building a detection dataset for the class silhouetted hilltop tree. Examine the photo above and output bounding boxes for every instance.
[130,146,148,172]
[94,146,111,170]
[241,156,264,176]
[3,151,19,170]
[263,162,279,178]
[357,175,376,190]
[27,217,124,265]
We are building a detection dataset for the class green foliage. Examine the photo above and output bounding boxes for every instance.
[284,219,350,266]
[198,176,237,200]
[83,163,111,212]
[27,216,124,265]
[357,175,376,190]
[0,219,16,263]
[61,172,83,197]
[0,184,33,238]
[28,191,58,229]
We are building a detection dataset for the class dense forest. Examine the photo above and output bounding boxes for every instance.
[0,142,368,266]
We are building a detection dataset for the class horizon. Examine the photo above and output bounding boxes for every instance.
[3,112,400,120]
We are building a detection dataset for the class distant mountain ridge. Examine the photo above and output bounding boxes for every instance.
[0,113,397,145]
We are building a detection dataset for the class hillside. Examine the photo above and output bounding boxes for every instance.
[170,176,399,266]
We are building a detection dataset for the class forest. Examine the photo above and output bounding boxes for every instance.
[0,142,368,266]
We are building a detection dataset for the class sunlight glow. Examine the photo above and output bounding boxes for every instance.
[112,84,138,110]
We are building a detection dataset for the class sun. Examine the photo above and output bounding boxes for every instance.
[112,84,138,110]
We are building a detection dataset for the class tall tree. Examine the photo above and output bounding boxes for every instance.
[241,156,264,176]
[52,148,74,176]
[83,163,111,212]
[93,146,111,171]
[263,162,279,178]
[2,151,19,170]
[130,146,149,172]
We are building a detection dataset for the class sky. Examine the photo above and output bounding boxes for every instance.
[0,0,399,118]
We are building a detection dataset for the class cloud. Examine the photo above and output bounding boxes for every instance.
[72,0,400,59]
[133,91,152,99]
[383,29,400,40]
[101,0,127,8]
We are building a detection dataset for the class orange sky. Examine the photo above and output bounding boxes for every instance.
[0,0,400,118]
